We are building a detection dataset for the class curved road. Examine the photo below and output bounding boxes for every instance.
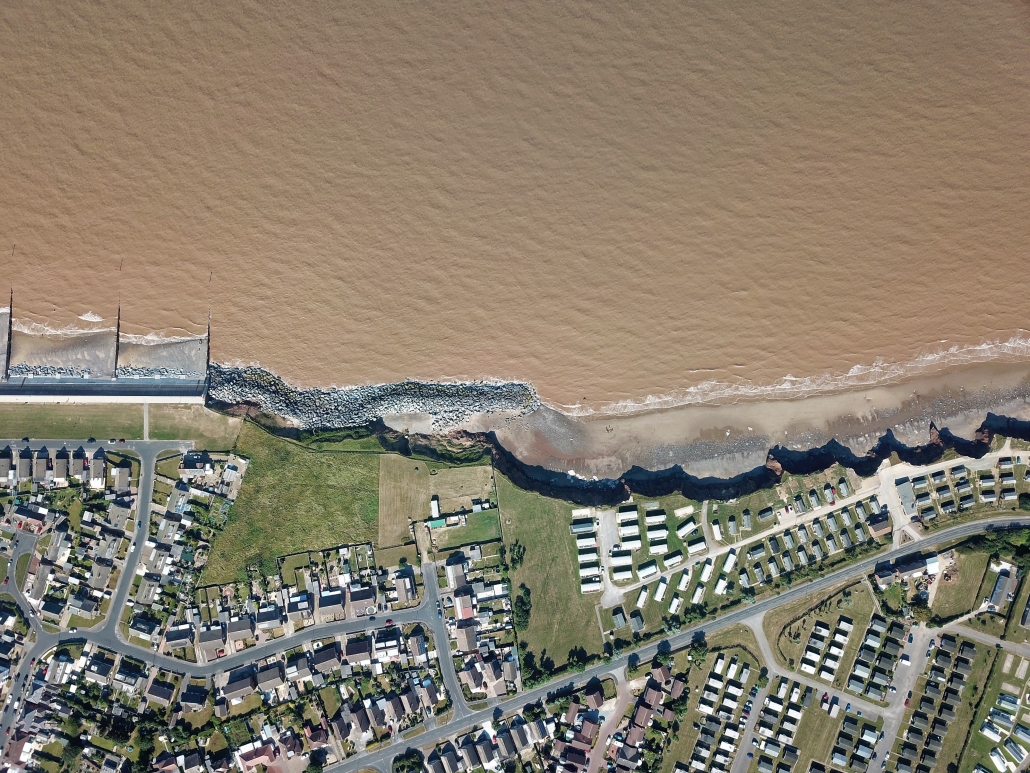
[2,445,1027,768]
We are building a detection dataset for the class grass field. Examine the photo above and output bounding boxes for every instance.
[0,404,143,439]
[148,404,242,450]
[376,543,419,569]
[378,455,430,547]
[280,553,311,587]
[932,550,990,618]
[1005,574,1030,642]
[201,423,379,584]
[496,474,603,669]
[431,465,493,513]
[434,511,501,550]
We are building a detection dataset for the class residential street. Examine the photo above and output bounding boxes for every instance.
[3,441,1030,772]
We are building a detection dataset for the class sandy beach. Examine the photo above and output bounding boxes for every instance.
[431,360,1030,480]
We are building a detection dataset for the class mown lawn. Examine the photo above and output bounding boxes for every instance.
[497,474,603,669]
[201,423,379,584]
[0,404,143,439]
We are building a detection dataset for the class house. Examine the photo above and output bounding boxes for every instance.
[348,585,377,617]
[407,632,429,664]
[164,624,194,651]
[257,662,285,692]
[223,671,256,702]
[145,680,176,708]
[345,637,373,667]
[456,623,478,653]
[255,605,283,631]
[197,625,226,661]
[225,617,254,644]
[286,653,313,682]
[312,643,342,674]
[180,684,209,712]
[128,615,159,643]
[179,451,214,481]
[90,448,107,489]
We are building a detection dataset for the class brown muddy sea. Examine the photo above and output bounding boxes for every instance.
[3,0,1030,417]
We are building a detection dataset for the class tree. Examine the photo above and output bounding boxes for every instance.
[513,584,532,631]
[393,750,424,773]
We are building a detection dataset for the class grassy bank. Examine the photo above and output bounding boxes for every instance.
[201,423,379,584]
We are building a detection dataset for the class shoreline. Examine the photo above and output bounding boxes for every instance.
[207,358,1030,485]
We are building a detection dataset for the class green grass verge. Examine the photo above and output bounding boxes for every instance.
[201,422,379,584]
[15,553,30,587]
[497,473,603,670]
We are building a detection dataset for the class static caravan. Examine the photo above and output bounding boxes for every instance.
[636,586,650,609]
[609,551,634,567]
[638,560,659,581]
[581,579,602,594]
[699,559,714,583]
[676,519,697,539]
[722,550,737,574]
[649,539,668,556]
[654,577,669,603]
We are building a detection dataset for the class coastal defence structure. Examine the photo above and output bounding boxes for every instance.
[0,305,206,403]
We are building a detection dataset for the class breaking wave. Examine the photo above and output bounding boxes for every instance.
[556,334,1030,417]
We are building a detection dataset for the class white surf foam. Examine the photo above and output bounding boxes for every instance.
[11,319,115,336]
[554,334,1030,417]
